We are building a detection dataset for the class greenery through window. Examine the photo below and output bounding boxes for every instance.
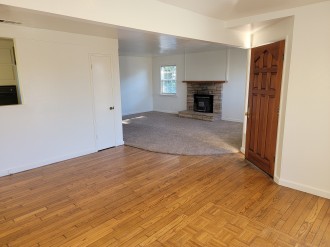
[160,65,176,95]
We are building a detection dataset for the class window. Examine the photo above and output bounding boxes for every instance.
[160,65,176,95]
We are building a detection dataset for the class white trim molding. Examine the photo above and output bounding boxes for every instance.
[278,178,330,199]
[0,148,97,178]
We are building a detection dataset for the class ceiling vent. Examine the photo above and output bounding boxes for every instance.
[0,19,22,25]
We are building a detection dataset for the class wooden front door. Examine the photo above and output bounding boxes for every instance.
[245,40,285,177]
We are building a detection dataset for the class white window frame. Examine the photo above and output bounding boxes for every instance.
[160,65,177,95]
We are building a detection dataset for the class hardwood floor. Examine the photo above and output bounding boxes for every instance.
[0,146,329,247]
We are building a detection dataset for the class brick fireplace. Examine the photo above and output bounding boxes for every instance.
[178,80,226,121]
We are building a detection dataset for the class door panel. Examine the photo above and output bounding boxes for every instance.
[245,40,285,176]
[90,55,116,150]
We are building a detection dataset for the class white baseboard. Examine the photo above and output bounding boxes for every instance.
[221,117,244,123]
[245,164,328,199]
[153,109,178,114]
[0,148,97,178]
[240,147,245,154]
[278,177,330,199]
[122,109,154,116]
[274,175,280,184]
[0,170,9,177]
[116,140,125,146]
[0,140,128,178]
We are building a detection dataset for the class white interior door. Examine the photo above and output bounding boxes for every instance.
[90,55,116,150]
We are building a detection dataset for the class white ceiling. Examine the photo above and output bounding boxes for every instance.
[118,28,229,56]
[0,1,326,56]
[157,0,329,20]
[0,5,229,56]
[0,5,119,39]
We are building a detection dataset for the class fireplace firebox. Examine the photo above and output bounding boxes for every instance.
[194,94,214,113]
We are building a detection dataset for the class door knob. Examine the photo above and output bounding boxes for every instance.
[245,107,250,118]
[109,106,115,110]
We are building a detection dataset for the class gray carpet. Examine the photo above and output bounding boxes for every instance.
[122,111,243,155]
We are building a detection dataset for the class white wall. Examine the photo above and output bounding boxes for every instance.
[119,56,153,115]
[0,24,123,176]
[152,54,186,113]
[185,49,246,122]
[152,49,247,120]
[278,3,330,198]
[222,48,248,122]
[185,50,227,80]
[0,0,248,48]
[246,2,330,199]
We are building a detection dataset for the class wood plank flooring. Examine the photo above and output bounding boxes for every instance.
[0,146,329,246]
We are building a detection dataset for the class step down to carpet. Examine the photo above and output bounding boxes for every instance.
[178,110,221,121]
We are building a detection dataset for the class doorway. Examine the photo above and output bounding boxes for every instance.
[245,40,285,177]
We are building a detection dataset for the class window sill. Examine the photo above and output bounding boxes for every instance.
[0,103,23,108]
[160,93,177,97]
